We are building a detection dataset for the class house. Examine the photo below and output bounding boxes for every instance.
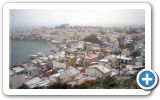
[110,71,118,77]
[105,55,118,67]
[33,61,48,75]
[11,66,25,75]
[116,55,132,64]
[95,51,104,60]
[99,58,109,64]
[68,73,96,86]
[56,50,66,61]
[84,53,98,67]
[75,57,84,67]
[77,41,85,50]
[121,48,131,57]
[40,56,49,62]
[66,55,76,68]
[37,52,44,57]
[59,67,80,82]
[53,61,66,69]
[22,63,38,77]
[135,56,145,66]
[49,73,60,82]
[36,79,50,88]
[133,62,145,71]
[24,77,44,88]
[48,55,54,60]
[85,64,111,78]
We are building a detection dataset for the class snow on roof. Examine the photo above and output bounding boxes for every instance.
[24,77,43,87]
[133,65,144,69]
[74,73,87,80]
[125,70,137,75]
[51,73,60,77]
[66,67,80,77]
[48,55,54,59]
[41,62,47,66]
[12,66,25,73]
[40,56,48,61]
[76,58,81,63]
[37,80,50,87]
[69,73,96,85]
[116,55,132,60]
[99,58,109,63]
[76,67,84,71]
[92,65,111,74]
[110,71,118,77]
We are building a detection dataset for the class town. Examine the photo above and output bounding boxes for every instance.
[10,24,145,89]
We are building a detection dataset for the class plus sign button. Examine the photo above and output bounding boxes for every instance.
[137,69,158,90]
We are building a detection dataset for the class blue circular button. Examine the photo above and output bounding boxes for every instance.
[136,69,158,90]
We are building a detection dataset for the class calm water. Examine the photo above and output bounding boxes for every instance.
[10,39,55,65]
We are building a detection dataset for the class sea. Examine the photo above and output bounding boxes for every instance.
[10,39,56,66]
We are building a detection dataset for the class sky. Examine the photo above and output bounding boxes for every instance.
[10,9,145,29]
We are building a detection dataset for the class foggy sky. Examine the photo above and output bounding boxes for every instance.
[10,9,145,29]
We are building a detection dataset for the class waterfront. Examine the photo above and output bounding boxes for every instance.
[10,39,55,65]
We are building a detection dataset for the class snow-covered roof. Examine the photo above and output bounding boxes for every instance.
[68,73,96,86]
[37,80,50,87]
[110,71,118,77]
[133,65,144,69]
[92,65,111,74]
[51,73,60,77]
[48,55,54,59]
[116,55,132,60]
[39,62,47,66]
[12,66,25,73]
[99,58,109,63]
[40,56,48,61]
[24,77,43,87]
[65,67,80,77]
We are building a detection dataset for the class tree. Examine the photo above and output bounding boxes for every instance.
[47,81,72,89]
[101,76,119,89]
[119,74,140,89]
[131,50,141,58]
[83,34,103,45]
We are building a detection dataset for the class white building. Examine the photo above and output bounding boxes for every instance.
[116,55,132,64]
[59,67,80,82]
[53,61,66,69]
[12,66,25,75]
[24,77,44,88]
[85,64,111,78]
[77,41,84,49]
